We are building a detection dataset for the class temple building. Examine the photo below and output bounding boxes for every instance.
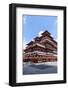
[23,30,57,63]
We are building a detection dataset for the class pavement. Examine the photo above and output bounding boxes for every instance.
[23,61,57,75]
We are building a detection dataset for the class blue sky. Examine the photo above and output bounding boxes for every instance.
[22,15,57,49]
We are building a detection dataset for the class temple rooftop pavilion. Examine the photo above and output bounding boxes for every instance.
[23,30,57,63]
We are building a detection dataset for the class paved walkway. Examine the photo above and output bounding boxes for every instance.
[23,61,57,75]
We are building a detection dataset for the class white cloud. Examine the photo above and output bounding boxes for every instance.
[54,38,57,42]
[23,39,27,49]
[23,16,27,24]
[38,30,43,37]
[32,39,34,41]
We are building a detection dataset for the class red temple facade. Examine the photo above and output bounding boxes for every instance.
[23,30,57,63]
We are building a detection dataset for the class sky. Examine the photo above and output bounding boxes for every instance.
[22,15,57,49]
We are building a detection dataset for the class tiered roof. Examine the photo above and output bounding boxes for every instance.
[42,30,51,36]
[25,30,57,51]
